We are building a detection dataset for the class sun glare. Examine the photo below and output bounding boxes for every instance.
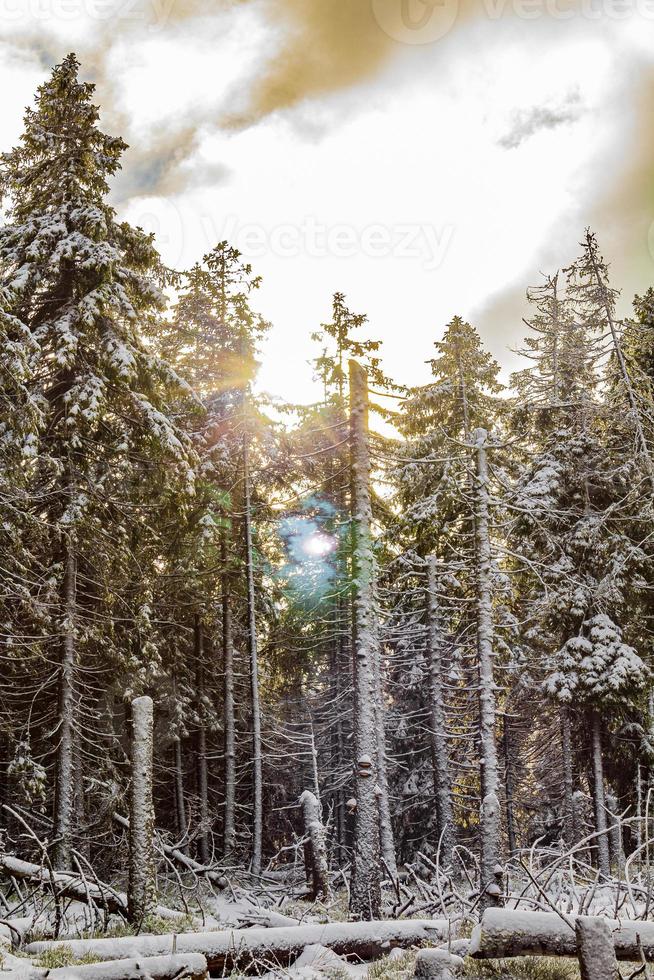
[301,533,336,559]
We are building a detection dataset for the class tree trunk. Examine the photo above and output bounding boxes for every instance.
[374,643,397,879]
[195,618,210,866]
[502,714,516,857]
[128,695,156,923]
[221,531,236,861]
[300,790,331,900]
[575,917,619,980]
[606,791,625,877]
[243,436,263,876]
[473,429,503,909]
[426,556,455,867]
[348,359,382,920]
[590,710,610,877]
[173,736,187,848]
[561,705,575,844]
[53,540,76,871]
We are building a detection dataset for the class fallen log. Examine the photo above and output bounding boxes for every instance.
[0,853,124,915]
[470,908,654,961]
[25,952,208,980]
[25,918,449,971]
[0,854,195,928]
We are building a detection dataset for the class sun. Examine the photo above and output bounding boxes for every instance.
[301,533,336,558]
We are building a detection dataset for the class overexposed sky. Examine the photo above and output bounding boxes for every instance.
[2,0,654,402]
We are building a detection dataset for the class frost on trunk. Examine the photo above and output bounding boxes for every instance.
[575,916,619,980]
[348,359,382,920]
[373,642,397,879]
[605,791,625,876]
[221,531,236,861]
[53,540,76,871]
[473,429,503,909]
[560,706,576,845]
[243,436,263,876]
[590,711,610,877]
[194,618,210,866]
[300,790,331,900]
[128,695,156,923]
[426,556,455,867]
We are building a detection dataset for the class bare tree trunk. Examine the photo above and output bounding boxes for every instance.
[128,696,156,923]
[54,540,76,871]
[300,790,331,900]
[426,556,455,867]
[243,436,263,876]
[348,359,381,920]
[606,791,625,877]
[561,706,575,844]
[575,916,619,980]
[173,736,187,847]
[373,643,397,879]
[195,618,210,866]
[590,710,610,878]
[221,532,236,861]
[473,429,503,910]
[502,714,516,857]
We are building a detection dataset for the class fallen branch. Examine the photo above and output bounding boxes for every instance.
[26,917,449,970]
[112,814,227,891]
[470,908,654,961]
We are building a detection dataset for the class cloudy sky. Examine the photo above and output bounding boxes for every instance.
[2,0,654,402]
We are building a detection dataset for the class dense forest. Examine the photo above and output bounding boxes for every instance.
[1,54,654,979]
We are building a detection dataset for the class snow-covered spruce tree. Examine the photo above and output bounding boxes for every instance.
[0,54,194,868]
[510,257,651,864]
[544,615,648,875]
[389,317,504,865]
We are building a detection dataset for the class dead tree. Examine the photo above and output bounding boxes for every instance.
[300,790,330,900]
[128,695,156,923]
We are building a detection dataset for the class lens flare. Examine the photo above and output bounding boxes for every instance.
[301,533,335,558]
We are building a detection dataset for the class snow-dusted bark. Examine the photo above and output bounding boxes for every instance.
[27,919,449,970]
[221,531,236,861]
[194,618,210,866]
[23,953,210,980]
[590,711,610,877]
[53,540,76,871]
[426,556,455,866]
[348,359,382,920]
[173,735,187,846]
[473,429,503,909]
[605,791,625,876]
[300,790,331,899]
[128,695,156,923]
[374,644,397,879]
[502,714,516,856]
[560,706,575,844]
[575,916,619,980]
[243,436,263,876]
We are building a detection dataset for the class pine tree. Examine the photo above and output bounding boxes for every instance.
[0,54,194,867]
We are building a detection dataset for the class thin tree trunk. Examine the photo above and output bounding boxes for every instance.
[561,706,575,845]
[426,556,455,867]
[173,736,187,848]
[590,710,610,877]
[195,617,210,866]
[473,429,503,910]
[502,714,516,857]
[128,696,156,923]
[606,791,625,877]
[348,359,381,920]
[54,540,76,871]
[243,436,263,876]
[221,532,236,861]
[373,643,397,879]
